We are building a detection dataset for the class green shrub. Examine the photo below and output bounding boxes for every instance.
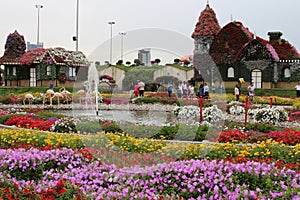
[134,97,160,104]
[0,97,10,104]
[122,125,161,138]
[151,126,178,140]
[101,121,122,133]
[76,121,102,134]
[174,124,207,141]
[0,114,13,124]
[246,122,276,133]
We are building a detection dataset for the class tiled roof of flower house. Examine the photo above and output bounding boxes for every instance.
[0,30,26,65]
[209,21,254,65]
[268,35,300,60]
[20,47,90,67]
[191,3,221,38]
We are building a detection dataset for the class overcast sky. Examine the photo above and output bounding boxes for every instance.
[0,0,299,64]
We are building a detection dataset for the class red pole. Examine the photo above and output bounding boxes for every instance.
[199,97,204,123]
[270,97,273,108]
[244,96,249,128]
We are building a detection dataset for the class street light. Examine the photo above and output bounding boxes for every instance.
[75,0,79,51]
[35,4,43,45]
[119,32,126,61]
[108,21,115,65]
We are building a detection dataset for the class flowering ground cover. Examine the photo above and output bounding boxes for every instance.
[0,146,299,199]
[0,104,300,199]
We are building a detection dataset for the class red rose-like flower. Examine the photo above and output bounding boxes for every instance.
[58,187,66,194]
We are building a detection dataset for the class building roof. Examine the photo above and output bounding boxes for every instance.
[209,21,253,65]
[268,37,300,60]
[191,3,221,38]
[20,47,89,67]
[1,47,89,67]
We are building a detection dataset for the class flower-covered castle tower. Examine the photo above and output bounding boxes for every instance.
[192,1,221,83]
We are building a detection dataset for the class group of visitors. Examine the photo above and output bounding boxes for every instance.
[130,80,145,98]
[233,81,254,102]
[177,81,196,99]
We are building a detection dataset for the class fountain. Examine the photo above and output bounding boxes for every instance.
[73,62,100,117]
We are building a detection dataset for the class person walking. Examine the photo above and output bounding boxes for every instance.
[177,82,183,98]
[198,83,204,98]
[211,81,216,93]
[189,84,195,99]
[167,82,173,98]
[295,82,300,97]
[218,81,223,94]
[203,82,209,98]
[134,82,140,97]
[235,84,240,101]
[247,82,255,102]
[138,80,145,97]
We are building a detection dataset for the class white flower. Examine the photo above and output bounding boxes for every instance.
[229,105,245,115]
[253,107,288,124]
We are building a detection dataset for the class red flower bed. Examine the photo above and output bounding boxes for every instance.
[269,130,300,146]
[217,129,248,143]
[2,179,86,200]
[3,115,54,131]
[218,129,300,145]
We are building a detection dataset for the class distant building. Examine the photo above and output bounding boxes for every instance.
[138,48,151,66]
[27,42,44,50]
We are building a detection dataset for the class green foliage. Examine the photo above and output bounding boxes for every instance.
[151,126,178,140]
[100,121,122,133]
[0,114,13,124]
[122,66,164,90]
[0,86,74,96]
[246,122,277,133]
[122,125,161,138]
[176,124,208,141]
[35,111,65,121]
[76,121,102,134]
[134,97,160,104]
[0,96,10,104]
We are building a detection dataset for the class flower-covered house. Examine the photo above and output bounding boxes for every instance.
[0,30,89,87]
[192,2,300,89]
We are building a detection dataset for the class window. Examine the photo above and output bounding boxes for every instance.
[30,68,36,87]
[69,67,76,77]
[7,67,9,75]
[12,67,16,76]
[46,66,51,76]
[251,69,262,88]
[284,68,291,78]
[227,67,234,78]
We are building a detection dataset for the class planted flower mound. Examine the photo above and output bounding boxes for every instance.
[4,115,54,131]
[0,147,299,199]
[218,129,300,145]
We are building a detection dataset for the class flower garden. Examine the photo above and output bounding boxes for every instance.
[0,92,299,199]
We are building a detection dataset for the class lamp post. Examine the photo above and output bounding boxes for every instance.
[108,21,115,65]
[75,0,79,51]
[119,32,126,61]
[35,4,43,45]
